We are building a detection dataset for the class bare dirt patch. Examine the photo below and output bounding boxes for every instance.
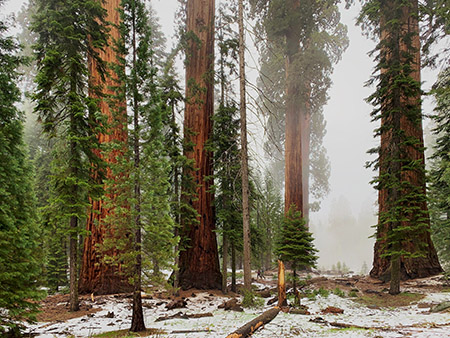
[37,294,103,322]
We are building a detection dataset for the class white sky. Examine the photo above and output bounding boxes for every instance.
[2,0,441,270]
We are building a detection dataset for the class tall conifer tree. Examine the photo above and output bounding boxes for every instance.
[0,4,43,333]
[250,0,348,219]
[79,0,133,296]
[178,0,222,290]
[32,0,108,309]
[358,0,442,293]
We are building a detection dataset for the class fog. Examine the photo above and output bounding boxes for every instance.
[2,0,440,273]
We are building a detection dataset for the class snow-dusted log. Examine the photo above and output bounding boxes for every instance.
[226,307,280,338]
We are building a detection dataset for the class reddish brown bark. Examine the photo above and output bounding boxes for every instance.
[284,0,304,216]
[178,0,221,290]
[370,1,442,281]
[301,106,311,222]
[79,0,132,295]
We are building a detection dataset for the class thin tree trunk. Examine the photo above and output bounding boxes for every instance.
[69,215,79,312]
[171,103,181,292]
[231,241,236,292]
[178,0,221,290]
[80,0,131,295]
[130,3,145,331]
[238,0,251,291]
[222,233,229,293]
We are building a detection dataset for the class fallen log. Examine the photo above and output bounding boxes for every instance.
[156,311,213,322]
[226,307,280,338]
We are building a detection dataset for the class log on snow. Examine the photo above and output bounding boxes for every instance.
[156,311,213,322]
[226,307,280,338]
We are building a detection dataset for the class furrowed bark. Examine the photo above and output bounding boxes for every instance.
[371,0,442,281]
[79,0,132,295]
[178,0,222,290]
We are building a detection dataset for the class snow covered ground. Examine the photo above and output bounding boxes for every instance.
[25,277,450,337]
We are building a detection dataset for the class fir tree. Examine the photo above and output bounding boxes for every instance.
[0,4,43,334]
[429,68,450,269]
[275,206,318,306]
[213,2,242,293]
[100,0,177,330]
[32,0,108,310]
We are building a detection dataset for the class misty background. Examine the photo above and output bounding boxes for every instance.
[2,0,441,273]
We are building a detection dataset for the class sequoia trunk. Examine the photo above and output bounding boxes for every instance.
[178,0,222,290]
[370,0,442,281]
[284,0,304,215]
[79,0,132,295]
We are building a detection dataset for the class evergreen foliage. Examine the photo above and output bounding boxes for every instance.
[276,206,318,270]
[358,0,439,293]
[249,0,348,212]
[212,2,243,292]
[32,0,108,310]
[276,205,318,305]
[252,174,284,270]
[0,4,43,333]
[429,68,450,269]
[100,0,178,309]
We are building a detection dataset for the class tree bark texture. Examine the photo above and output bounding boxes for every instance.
[226,307,280,338]
[178,0,222,290]
[284,0,304,216]
[370,0,442,281]
[130,5,145,331]
[222,232,229,293]
[69,215,79,311]
[277,260,287,307]
[301,107,311,222]
[79,0,132,295]
[238,0,252,291]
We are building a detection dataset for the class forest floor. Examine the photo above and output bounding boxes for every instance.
[25,271,450,337]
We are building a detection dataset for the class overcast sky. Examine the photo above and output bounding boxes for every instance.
[2,0,441,270]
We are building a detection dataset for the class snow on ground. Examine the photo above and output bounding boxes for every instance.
[26,278,450,337]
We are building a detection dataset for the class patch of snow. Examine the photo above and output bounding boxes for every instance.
[25,288,450,337]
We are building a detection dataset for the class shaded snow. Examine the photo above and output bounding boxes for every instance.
[26,284,450,337]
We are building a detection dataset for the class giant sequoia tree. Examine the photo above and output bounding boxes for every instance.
[79,0,132,295]
[33,0,108,310]
[359,0,442,292]
[178,0,222,290]
[250,0,347,218]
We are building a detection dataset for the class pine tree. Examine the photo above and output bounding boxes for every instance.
[276,206,318,306]
[32,0,108,310]
[213,2,242,293]
[0,4,43,334]
[358,0,442,294]
[253,173,284,271]
[98,0,177,330]
[429,68,450,269]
